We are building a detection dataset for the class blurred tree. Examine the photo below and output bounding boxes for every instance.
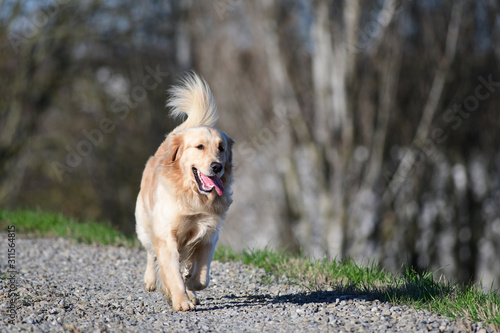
[188,0,500,288]
[0,0,182,234]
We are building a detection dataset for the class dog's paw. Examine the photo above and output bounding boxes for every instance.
[172,298,195,312]
[187,290,200,305]
[145,280,156,292]
[144,273,156,291]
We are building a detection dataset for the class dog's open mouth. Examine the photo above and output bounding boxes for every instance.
[192,167,224,196]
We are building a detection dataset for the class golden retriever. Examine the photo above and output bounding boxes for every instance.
[135,73,234,311]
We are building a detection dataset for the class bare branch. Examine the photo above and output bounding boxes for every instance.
[383,1,463,203]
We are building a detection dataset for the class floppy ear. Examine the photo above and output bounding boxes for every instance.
[155,134,184,163]
[166,133,183,163]
[224,133,235,164]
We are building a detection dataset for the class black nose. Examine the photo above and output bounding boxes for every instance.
[211,162,223,174]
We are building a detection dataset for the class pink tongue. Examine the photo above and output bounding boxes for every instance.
[199,173,224,196]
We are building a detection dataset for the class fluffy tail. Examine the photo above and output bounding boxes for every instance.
[167,72,218,132]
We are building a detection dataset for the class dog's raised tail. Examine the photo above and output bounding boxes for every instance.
[167,72,218,132]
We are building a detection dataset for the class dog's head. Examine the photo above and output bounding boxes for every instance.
[166,127,234,197]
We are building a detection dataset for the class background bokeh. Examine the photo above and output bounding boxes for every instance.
[1,0,499,290]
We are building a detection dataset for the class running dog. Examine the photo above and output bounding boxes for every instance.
[135,73,234,311]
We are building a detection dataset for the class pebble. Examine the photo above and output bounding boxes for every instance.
[0,237,494,332]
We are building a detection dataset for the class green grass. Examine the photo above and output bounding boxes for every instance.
[214,246,500,331]
[384,268,500,328]
[0,209,135,246]
[2,209,498,330]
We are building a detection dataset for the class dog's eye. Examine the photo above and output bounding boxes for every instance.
[218,144,225,152]
[196,144,204,150]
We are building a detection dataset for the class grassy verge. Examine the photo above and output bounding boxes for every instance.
[214,246,500,331]
[2,209,498,330]
[0,209,135,247]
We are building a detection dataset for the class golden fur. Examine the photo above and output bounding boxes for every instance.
[135,73,234,311]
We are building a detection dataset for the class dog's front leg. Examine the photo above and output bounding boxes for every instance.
[185,239,217,295]
[154,236,195,311]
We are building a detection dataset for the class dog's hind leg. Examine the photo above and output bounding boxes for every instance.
[186,290,200,305]
[144,252,157,291]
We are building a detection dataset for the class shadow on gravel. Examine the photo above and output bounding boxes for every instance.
[271,291,369,305]
[197,291,371,311]
[199,277,457,312]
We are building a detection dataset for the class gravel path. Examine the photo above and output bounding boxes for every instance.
[0,237,492,332]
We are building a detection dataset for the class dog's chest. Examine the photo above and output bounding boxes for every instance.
[174,214,220,249]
